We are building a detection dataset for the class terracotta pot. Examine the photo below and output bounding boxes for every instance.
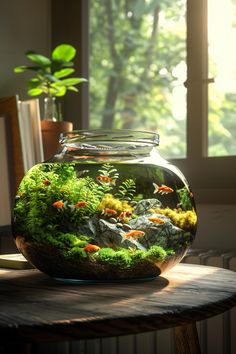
[41,120,73,161]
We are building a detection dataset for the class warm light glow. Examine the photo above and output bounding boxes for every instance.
[208,0,236,91]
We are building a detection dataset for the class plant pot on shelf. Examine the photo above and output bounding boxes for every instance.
[41,120,73,161]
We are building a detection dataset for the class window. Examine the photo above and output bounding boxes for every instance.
[86,0,236,202]
[208,0,236,156]
[89,0,187,159]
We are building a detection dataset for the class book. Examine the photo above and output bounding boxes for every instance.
[17,98,44,173]
[18,101,35,171]
[25,98,44,164]
[0,96,44,227]
[0,253,34,269]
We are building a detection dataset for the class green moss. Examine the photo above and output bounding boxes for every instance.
[32,232,65,248]
[57,233,82,247]
[111,250,133,268]
[98,194,133,214]
[129,249,145,262]
[154,207,197,231]
[145,245,167,261]
[95,246,168,269]
[96,248,116,261]
[96,248,132,268]
[67,246,88,260]
[75,240,89,247]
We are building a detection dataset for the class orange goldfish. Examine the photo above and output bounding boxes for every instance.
[153,183,174,195]
[52,200,64,208]
[83,244,101,252]
[67,147,78,152]
[125,230,145,239]
[75,201,88,208]
[147,217,165,224]
[102,208,117,216]
[43,179,51,186]
[96,175,113,183]
[118,211,132,220]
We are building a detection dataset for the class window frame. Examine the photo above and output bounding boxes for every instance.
[170,0,236,204]
[54,0,236,204]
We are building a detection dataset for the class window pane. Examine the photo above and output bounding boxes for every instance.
[89,0,187,158]
[208,0,236,156]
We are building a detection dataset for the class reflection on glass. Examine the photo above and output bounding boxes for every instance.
[89,0,187,158]
[208,0,236,156]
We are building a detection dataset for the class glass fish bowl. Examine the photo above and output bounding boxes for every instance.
[12,130,197,282]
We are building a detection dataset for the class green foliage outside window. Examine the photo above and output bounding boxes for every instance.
[90,0,186,158]
[90,0,236,158]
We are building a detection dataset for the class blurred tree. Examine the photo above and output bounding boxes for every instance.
[90,0,236,158]
[90,0,186,157]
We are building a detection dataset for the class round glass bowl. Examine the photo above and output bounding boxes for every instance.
[12,130,197,282]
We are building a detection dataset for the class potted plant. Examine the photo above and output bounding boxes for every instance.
[14,44,87,159]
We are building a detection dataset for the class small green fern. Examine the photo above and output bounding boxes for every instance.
[96,163,119,193]
[116,179,136,201]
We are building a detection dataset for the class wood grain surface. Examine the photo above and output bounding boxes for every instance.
[0,263,235,343]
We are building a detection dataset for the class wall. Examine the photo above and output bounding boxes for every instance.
[194,203,236,250]
[0,0,51,228]
[0,0,51,101]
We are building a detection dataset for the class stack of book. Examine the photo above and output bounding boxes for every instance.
[17,98,44,173]
[0,96,44,226]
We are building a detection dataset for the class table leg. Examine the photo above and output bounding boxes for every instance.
[174,323,201,354]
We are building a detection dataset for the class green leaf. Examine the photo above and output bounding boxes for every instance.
[49,86,67,97]
[27,88,43,96]
[14,66,27,73]
[44,73,60,83]
[26,52,51,67]
[27,78,40,89]
[14,65,42,73]
[51,60,74,74]
[61,61,74,67]
[59,78,87,86]
[52,44,76,62]
[29,78,40,83]
[67,86,79,92]
[54,68,75,79]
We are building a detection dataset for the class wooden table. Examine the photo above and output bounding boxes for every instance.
[0,263,236,354]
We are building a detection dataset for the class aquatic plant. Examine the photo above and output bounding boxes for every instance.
[13,163,104,240]
[145,245,167,261]
[57,233,84,247]
[67,246,88,260]
[96,163,119,193]
[97,194,133,214]
[115,178,136,201]
[94,245,168,269]
[154,207,197,231]
[176,186,193,210]
[96,248,132,268]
